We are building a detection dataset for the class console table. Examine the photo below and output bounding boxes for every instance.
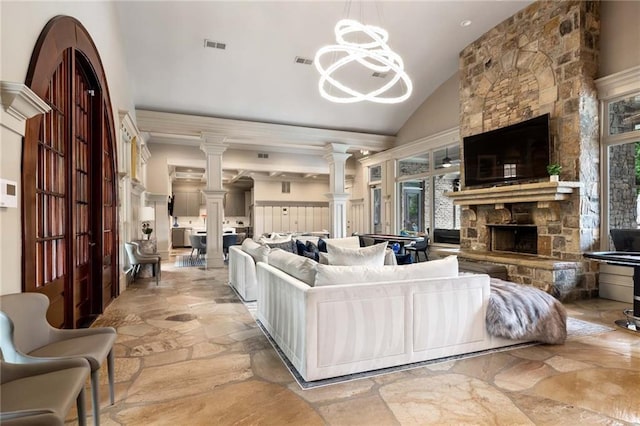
[584,251,640,333]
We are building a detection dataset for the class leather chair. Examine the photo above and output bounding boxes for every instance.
[0,293,117,426]
[125,242,160,285]
[404,237,430,262]
[1,358,90,426]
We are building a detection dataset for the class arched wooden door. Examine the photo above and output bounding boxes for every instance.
[22,16,118,328]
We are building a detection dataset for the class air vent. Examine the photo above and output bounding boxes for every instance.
[281,181,291,194]
[294,56,313,65]
[372,72,388,78]
[257,153,269,159]
[204,39,226,50]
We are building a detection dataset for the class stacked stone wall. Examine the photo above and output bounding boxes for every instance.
[458,1,600,300]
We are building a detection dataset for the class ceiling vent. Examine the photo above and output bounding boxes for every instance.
[372,71,388,78]
[294,56,313,65]
[204,39,226,50]
[257,153,269,159]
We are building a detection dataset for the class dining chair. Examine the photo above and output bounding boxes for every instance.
[222,234,238,261]
[189,234,207,261]
[1,358,90,426]
[404,237,429,262]
[0,293,117,426]
[124,242,160,285]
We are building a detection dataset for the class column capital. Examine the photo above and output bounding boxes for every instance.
[200,133,228,155]
[324,143,350,155]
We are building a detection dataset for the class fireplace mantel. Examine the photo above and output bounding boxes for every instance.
[446,181,582,207]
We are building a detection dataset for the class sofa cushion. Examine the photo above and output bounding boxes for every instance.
[326,241,388,266]
[265,239,296,253]
[241,238,270,264]
[267,249,317,286]
[314,255,459,287]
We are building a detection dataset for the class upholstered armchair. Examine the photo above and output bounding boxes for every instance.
[125,242,160,285]
[1,358,90,426]
[0,293,117,426]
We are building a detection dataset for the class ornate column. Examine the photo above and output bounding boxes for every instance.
[324,143,351,238]
[200,134,228,268]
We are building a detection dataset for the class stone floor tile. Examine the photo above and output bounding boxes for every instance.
[493,359,555,391]
[319,394,398,425]
[379,374,533,425]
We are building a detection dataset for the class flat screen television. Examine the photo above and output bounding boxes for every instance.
[463,113,551,188]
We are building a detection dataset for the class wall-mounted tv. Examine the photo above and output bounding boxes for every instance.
[463,113,551,188]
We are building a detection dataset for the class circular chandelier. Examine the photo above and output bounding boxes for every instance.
[314,19,413,104]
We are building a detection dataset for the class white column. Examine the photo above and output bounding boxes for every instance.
[324,143,351,238]
[200,134,228,268]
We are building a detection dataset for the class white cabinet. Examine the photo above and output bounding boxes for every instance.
[173,192,201,217]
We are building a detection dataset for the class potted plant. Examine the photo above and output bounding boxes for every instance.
[546,163,562,182]
[142,222,153,240]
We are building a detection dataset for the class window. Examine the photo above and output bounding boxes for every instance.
[371,186,382,233]
[397,144,460,244]
[602,90,640,250]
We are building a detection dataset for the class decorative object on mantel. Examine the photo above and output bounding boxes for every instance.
[546,163,562,182]
[314,3,412,104]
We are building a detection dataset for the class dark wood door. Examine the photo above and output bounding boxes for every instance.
[23,16,118,328]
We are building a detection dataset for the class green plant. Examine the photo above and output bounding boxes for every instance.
[546,163,562,176]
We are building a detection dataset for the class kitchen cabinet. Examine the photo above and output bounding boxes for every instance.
[172,228,185,248]
[173,192,201,217]
[224,191,246,217]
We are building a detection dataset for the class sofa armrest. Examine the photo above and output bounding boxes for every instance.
[229,246,258,301]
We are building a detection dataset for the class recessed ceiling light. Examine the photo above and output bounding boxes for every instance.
[460,20,472,27]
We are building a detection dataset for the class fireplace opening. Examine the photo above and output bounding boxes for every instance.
[488,224,537,255]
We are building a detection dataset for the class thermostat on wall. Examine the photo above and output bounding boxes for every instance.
[0,179,18,208]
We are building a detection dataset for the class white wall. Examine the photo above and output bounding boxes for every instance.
[395,73,460,146]
[598,1,640,77]
[253,179,329,202]
[0,2,135,295]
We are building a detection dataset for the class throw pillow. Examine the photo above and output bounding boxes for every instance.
[314,255,459,287]
[326,241,387,266]
[305,241,320,259]
[241,238,269,264]
[295,239,307,256]
[318,252,329,265]
[318,238,328,253]
[267,249,317,286]
[265,239,296,253]
[326,236,360,249]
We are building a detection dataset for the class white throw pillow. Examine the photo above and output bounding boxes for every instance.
[384,248,397,265]
[326,241,387,266]
[267,249,317,286]
[259,234,292,244]
[325,236,360,249]
[314,255,459,287]
[241,238,270,264]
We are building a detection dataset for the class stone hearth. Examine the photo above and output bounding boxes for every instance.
[456,1,601,301]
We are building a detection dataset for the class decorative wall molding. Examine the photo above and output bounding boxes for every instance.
[595,65,640,101]
[136,109,395,156]
[0,82,51,136]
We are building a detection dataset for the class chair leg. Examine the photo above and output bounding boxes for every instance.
[91,369,101,426]
[77,386,87,426]
[107,349,115,405]
[155,263,159,285]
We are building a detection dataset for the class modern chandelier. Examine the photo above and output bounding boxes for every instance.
[314,19,412,104]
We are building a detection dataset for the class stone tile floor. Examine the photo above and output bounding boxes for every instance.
[81,256,639,425]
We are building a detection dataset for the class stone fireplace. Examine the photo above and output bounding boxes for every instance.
[454,1,601,300]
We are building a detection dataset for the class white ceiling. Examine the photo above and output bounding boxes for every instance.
[115,1,533,136]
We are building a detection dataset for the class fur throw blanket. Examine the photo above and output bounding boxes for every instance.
[486,279,567,344]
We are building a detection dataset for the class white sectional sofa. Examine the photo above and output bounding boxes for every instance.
[228,236,394,302]
[256,254,524,382]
